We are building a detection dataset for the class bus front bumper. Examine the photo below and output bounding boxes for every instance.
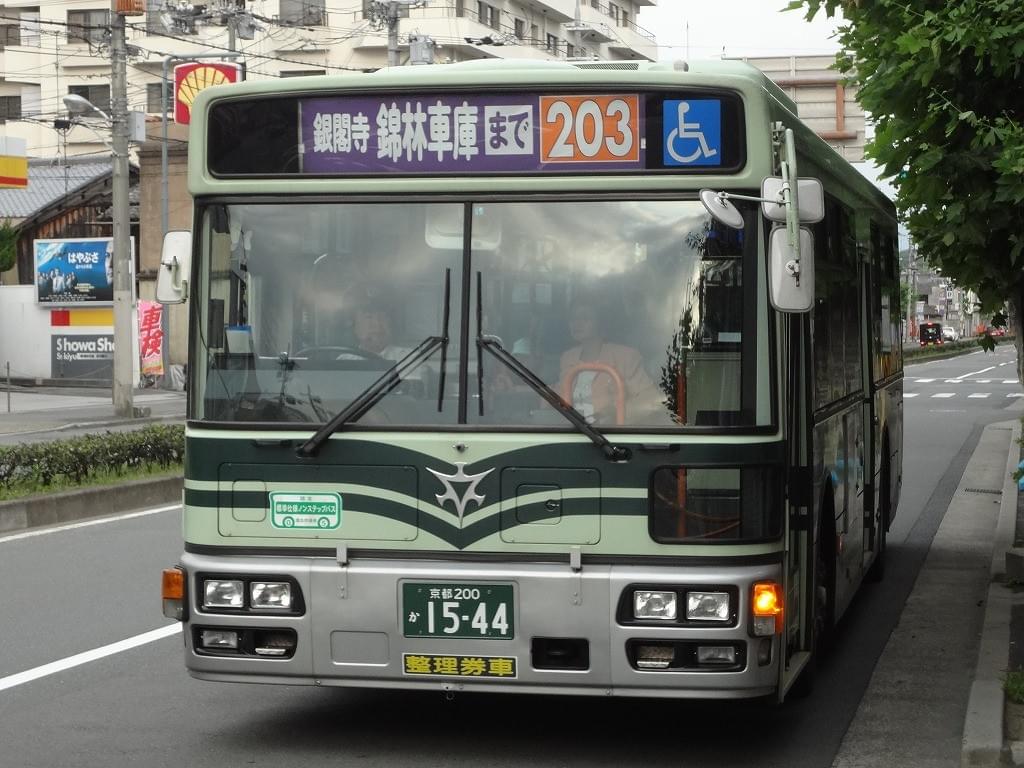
[177,551,783,700]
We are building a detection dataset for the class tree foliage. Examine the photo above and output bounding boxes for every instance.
[789,0,1024,357]
[0,219,16,275]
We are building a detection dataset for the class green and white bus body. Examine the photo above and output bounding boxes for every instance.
[160,59,901,701]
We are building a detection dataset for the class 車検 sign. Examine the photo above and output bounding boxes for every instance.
[34,238,135,305]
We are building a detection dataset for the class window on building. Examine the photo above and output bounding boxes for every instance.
[514,18,525,39]
[145,82,173,114]
[476,2,500,29]
[608,3,620,23]
[0,95,21,124]
[546,33,559,54]
[281,0,326,26]
[67,9,110,45]
[566,42,575,58]
[279,70,327,78]
[621,9,629,27]
[0,24,21,48]
[530,23,538,43]
[67,84,111,115]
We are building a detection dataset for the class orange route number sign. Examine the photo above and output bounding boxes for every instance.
[539,95,640,164]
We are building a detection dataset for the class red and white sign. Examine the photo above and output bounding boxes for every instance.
[138,300,164,377]
[174,62,243,125]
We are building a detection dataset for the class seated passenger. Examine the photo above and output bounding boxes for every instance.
[559,297,663,424]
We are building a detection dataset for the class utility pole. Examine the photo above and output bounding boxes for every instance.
[387,1,400,66]
[110,9,134,417]
[368,0,423,66]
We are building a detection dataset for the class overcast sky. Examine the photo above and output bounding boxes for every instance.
[638,1,845,60]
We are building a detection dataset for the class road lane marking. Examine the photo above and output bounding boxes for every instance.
[915,379,936,383]
[0,624,181,693]
[952,365,996,381]
[968,393,991,398]
[943,379,961,383]
[1004,380,1019,384]
[904,393,919,398]
[1009,393,1024,398]
[977,379,992,383]
[0,503,181,544]
[932,393,956,398]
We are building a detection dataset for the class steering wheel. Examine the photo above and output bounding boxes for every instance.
[294,346,383,363]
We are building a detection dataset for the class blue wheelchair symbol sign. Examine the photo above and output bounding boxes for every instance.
[663,100,722,167]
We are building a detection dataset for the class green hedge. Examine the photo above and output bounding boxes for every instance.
[0,424,184,491]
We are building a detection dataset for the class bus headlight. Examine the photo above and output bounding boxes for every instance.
[686,591,731,621]
[251,581,293,610]
[634,590,677,620]
[203,579,244,609]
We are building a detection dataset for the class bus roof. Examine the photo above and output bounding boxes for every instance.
[187,58,892,218]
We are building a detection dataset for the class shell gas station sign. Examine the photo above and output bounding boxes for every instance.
[174,62,243,125]
[0,136,28,189]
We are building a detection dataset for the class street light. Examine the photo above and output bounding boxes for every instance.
[62,94,112,123]
[62,90,136,417]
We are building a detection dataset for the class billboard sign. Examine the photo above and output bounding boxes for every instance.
[34,238,125,305]
[175,62,243,125]
[51,334,114,380]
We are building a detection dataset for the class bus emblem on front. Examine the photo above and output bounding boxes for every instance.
[426,463,494,525]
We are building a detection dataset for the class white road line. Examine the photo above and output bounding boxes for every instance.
[1009,393,1024,399]
[952,366,997,381]
[915,379,936,383]
[904,393,919,398]
[943,379,961,383]
[977,379,992,384]
[0,624,181,693]
[968,393,991,399]
[932,393,956,398]
[0,503,181,544]
[1003,380,1020,384]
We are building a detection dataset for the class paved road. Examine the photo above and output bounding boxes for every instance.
[0,348,1019,767]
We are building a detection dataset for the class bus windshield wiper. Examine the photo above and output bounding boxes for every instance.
[474,274,630,463]
[297,336,444,457]
[298,271,451,458]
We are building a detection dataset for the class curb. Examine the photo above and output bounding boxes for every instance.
[0,475,183,535]
[962,419,1021,767]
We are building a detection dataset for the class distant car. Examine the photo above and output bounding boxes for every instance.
[991,326,1007,337]
[942,326,959,342]
[919,322,943,346]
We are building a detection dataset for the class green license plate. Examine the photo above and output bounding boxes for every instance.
[402,582,514,639]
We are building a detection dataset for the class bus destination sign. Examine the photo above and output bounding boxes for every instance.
[300,93,646,174]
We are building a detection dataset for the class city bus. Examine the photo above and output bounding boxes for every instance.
[158,59,902,701]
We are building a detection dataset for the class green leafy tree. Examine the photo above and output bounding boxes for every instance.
[0,219,17,277]
[789,0,1024,373]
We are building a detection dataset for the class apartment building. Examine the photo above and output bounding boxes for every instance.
[0,0,657,159]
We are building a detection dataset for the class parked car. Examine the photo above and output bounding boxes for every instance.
[942,326,959,342]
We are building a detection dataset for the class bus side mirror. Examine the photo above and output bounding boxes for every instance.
[761,178,824,225]
[156,231,192,304]
[768,226,814,313]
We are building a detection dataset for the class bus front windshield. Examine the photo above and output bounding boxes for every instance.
[191,199,770,430]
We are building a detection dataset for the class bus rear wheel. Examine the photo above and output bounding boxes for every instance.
[867,455,889,583]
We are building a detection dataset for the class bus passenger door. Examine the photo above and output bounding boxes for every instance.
[780,312,814,699]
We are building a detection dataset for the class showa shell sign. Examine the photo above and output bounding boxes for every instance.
[34,237,133,305]
[174,62,243,125]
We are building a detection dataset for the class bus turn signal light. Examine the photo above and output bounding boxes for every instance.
[162,568,185,620]
[751,582,782,637]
